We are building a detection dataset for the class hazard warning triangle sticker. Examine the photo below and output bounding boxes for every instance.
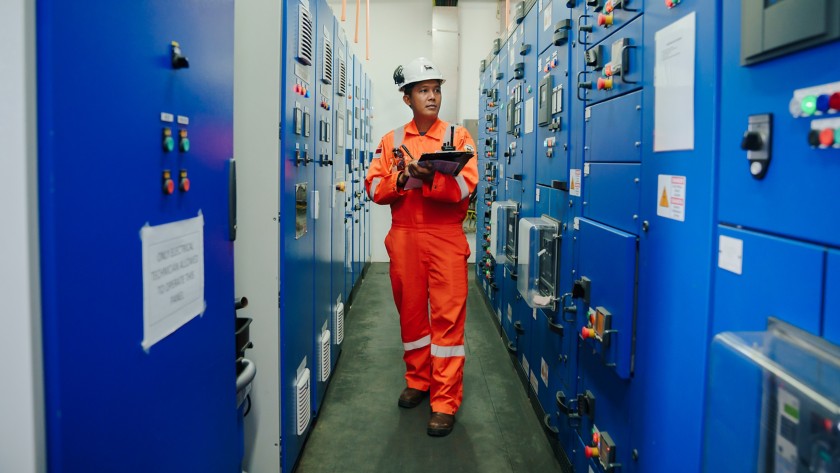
[659,188,669,208]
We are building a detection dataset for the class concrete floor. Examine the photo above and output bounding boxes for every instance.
[296,263,561,473]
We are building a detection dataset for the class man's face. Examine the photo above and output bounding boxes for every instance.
[404,79,442,120]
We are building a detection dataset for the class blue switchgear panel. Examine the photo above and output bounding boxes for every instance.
[312,0,335,415]
[634,2,720,472]
[532,185,578,447]
[520,1,540,219]
[713,226,824,337]
[37,1,239,471]
[583,162,641,234]
[579,14,643,107]
[576,218,637,380]
[280,0,317,470]
[343,50,355,303]
[365,74,373,267]
[504,20,528,186]
[535,15,573,188]
[492,41,510,324]
[826,251,840,346]
[719,1,840,249]
[584,90,642,163]
[351,57,362,288]
[331,26,349,368]
[580,0,643,49]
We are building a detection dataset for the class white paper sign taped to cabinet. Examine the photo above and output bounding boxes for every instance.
[141,213,206,350]
[654,12,696,152]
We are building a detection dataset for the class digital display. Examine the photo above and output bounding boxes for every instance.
[783,403,800,421]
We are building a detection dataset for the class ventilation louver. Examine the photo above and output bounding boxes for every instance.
[322,37,333,84]
[334,302,345,345]
[337,59,347,96]
[297,6,314,66]
[319,330,331,382]
[295,368,311,435]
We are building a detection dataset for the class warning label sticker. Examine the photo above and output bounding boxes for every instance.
[570,169,582,197]
[657,174,686,222]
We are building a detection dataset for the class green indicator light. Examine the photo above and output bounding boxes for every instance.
[180,138,191,153]
[163,136,175,152]
[801,95,818,116]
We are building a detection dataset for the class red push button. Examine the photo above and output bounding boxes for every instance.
[180,177,191,192]
[597,77,614,91]
[163,179,175,195]
[582,327,596,339]
[830,92,840,112]
[598,13,614,27]
[593,432,600,445]
[585,446,599,458]
[820,128,835,147]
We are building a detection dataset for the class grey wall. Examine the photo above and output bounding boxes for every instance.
[0,0,45,471]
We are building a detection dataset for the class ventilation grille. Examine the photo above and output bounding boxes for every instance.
[296,6,314,66]
[295,368,311,435]
[319,331,332,382]
[322,37,333,84]
[334,302,345,345]
[337,59,347,96]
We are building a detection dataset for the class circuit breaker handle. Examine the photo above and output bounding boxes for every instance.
[577,71,594,101]
[619,44,639,84]
[543,414,560,436]
[577,15,594,45]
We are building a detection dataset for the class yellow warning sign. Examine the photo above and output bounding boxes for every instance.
[570,179,576,190]
[660,188,669,208]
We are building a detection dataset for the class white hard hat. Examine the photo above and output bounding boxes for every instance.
[393,57,446,92]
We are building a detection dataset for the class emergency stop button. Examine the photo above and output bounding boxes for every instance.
[585,446,599,458]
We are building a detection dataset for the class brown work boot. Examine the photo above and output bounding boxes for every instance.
[427,412,456,437]
[398,387,428,408]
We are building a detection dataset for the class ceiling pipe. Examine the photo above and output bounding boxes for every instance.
[354,0,360,43]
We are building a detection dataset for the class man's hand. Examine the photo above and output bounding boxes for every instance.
[407,162,435,183]
[397,171,409,188]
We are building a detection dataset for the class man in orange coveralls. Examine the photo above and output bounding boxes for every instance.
[365,57,478,437]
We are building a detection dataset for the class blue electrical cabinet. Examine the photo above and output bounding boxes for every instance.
[476,55,495,296]
[718,2,840,249]
[331,25,349,369]
[365,74,373,268]
[351,56,363,288]
[520,1,540,219]
[343,51,355,304]
[490,40,509,324]
[713,226,824,336]
[634,2,721,472]
[535,2,572,190]
[280,0,317,470]
[312,0,335,415]
[532,185,577,446]
[826,250,840,346]
[37,0,240,471]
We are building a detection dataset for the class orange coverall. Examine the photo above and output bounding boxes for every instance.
[365,118,478,415]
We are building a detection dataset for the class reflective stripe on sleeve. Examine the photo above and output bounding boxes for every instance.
[369,177,382,199]
[455,174,469,200]
[403,334,431,351]
[431,344,465,358]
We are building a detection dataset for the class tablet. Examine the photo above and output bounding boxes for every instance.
[417,150,475,176]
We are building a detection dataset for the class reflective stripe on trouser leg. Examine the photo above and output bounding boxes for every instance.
[425,226,469,415]
[384,228,431,391]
